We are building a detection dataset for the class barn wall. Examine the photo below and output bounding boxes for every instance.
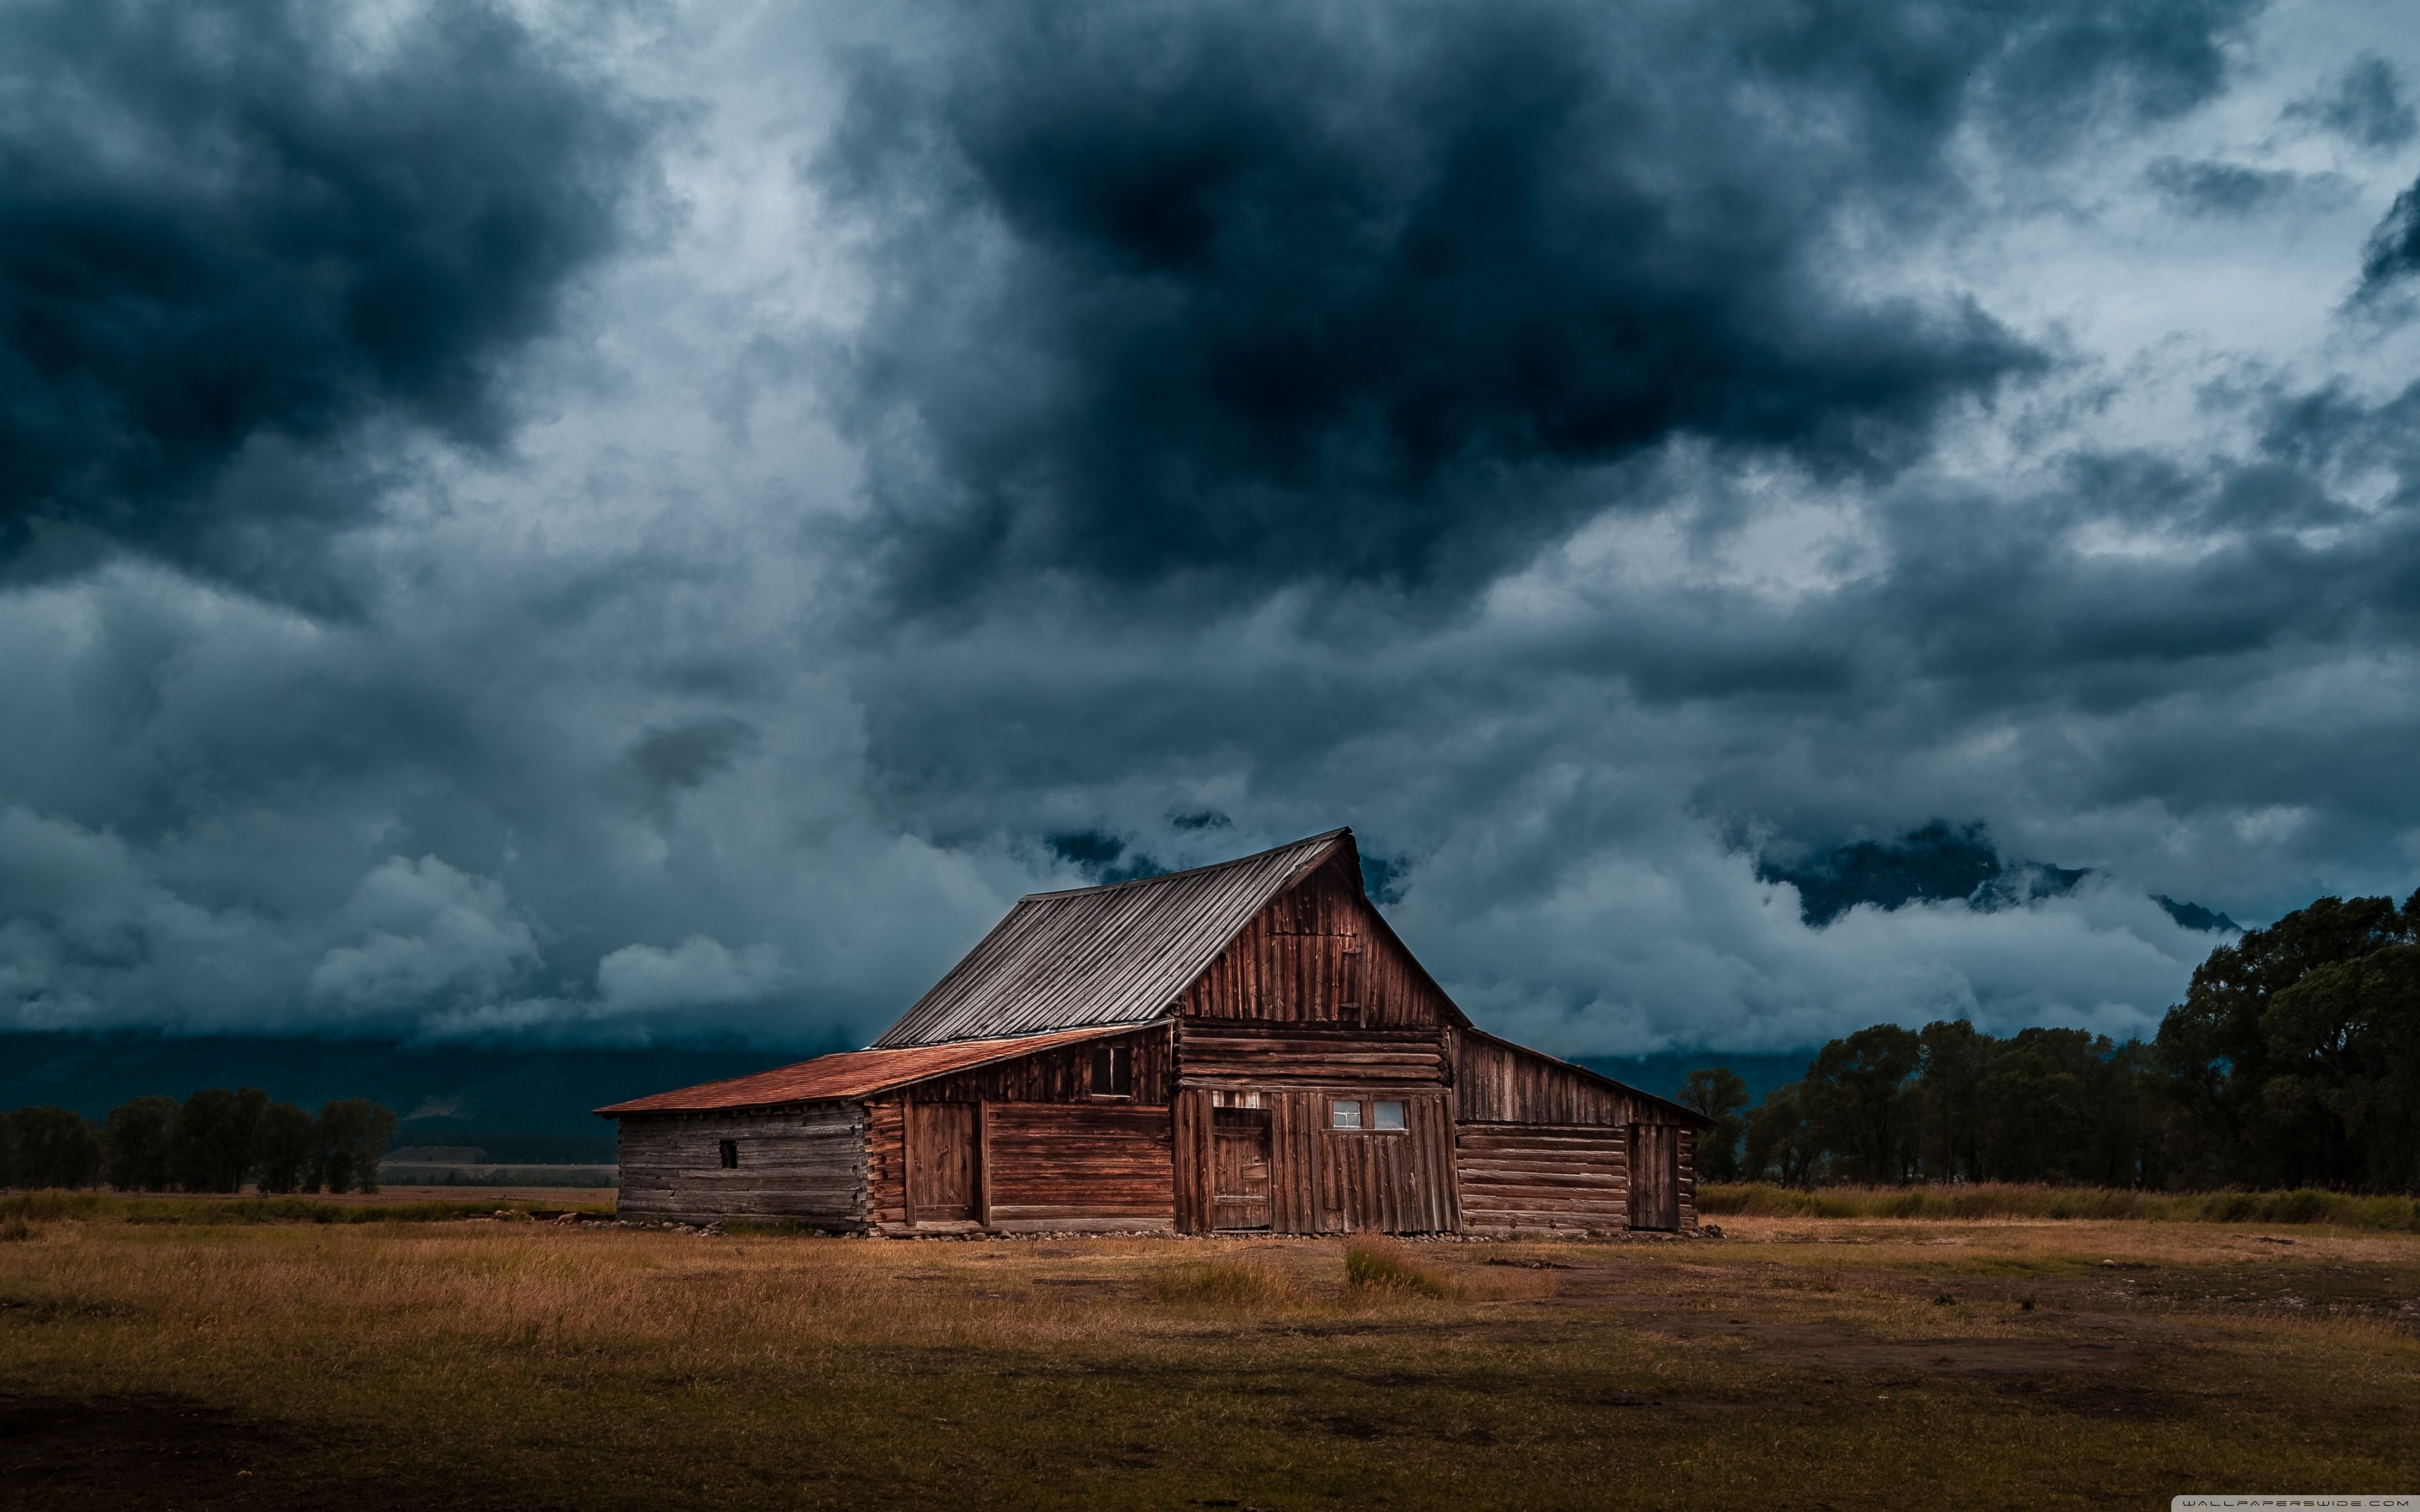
[1455,1034,1642,1125]
[1456,1123,1628,1234]
[909,1024,1172,1106]
[614,1104,865,1225]
[1236,1089,1454,1235]
[982,1102,1176,1232]
[1176,1021,1447,1087]
[865,1096,909,1228]
[1177,856,1460,1029]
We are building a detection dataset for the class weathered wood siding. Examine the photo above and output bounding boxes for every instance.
[1177,1021,1446,1088]
[1176,1085,1456,1234]
[615,1104,864,1225]
[1456,1123,1628,1234]
[1677,1126,1698,1232]
[906,1025,1172,1106]
[982,1103,1175,1232]
[865,1096,909,1228]
[1177,855,1460,1029]
[1456,1032,1643,1125]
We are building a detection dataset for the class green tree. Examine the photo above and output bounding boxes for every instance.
[9,1106,102,1188]
[0,1109,16,1189]
[1799,1025,1922,1184]
[1913,1019,1992,1183]
[2155,891,2420,1188]
[101,1096,179,1191]
[168,1087,270,1193]
[1743,1083,1818,1187]
[2260,943,2420,1192]
[316,1099,399,1194]
[1678,1067,1751,1183]
[250,1101,320,1194]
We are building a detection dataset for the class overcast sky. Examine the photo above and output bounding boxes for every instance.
[5,0,2419,1058]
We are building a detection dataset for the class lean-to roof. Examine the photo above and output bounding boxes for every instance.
[594,1023,1143,1116]
[868,828,1354,1048]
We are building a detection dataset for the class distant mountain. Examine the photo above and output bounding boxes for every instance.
[1579,1050,1814,1111]
[2154,895,2241,933]
[1759,821,2237,932]
[0,1032,838,1142]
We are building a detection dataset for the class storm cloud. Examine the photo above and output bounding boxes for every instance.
[1,0,2418,1060]
[0,0,647,587]
[824,0,2263,600]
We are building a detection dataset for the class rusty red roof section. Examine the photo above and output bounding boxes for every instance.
[593,1022,1143,1116]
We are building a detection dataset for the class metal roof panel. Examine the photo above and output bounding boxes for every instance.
[869,829,1352,1048]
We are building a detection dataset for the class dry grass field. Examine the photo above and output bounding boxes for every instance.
[4,1193,2417,1511]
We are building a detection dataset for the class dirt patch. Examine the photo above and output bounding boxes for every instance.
[0,1391,307,1508]
[0,1390,568,1510]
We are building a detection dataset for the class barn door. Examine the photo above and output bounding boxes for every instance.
[908,1102,981,1223]
[1627,1124,1679,1231]
[1211,1108,1272,1230]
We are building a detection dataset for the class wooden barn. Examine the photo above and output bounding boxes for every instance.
[598,829,1711,1236]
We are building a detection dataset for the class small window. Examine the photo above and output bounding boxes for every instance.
[1373,1101,1407,1131]
[718,1139,738,1169]
[1092,1043,1132,1097]
[1331,1099,1363,1130]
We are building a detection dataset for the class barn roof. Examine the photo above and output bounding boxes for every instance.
[593,1023,1143,1116]
[868,828,1356,1048]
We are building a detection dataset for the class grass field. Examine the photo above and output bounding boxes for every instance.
[4,1194,2417,1510]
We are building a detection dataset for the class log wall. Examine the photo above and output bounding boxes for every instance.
[614,1105,865,1225]
[981,1102,1176,1232]
[1456,1123,1628,1234]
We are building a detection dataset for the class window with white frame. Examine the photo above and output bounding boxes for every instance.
[1332,1098,1406,1131]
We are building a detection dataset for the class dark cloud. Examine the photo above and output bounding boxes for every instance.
[824,0,2252,605]
[10,0,2420,1066]
[1045,830,1166,885]
[0,0,648,581]
[2145,157,2324,215]
[2286,51,2418,149]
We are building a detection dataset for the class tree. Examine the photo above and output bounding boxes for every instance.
[250,1102,320,1194]
[2260,943,2420,1193]
[101,1097,179,1191]
[168,1088,270,1193]
[1678,1067,1750,1183]
[1743,1084,1818,1187]
[1799,1024,1922,1184]
[316,1099,398,1194]
[9,1107,102,1189]
[1913,1019,1992,1183]
[2155,891,2420,1189]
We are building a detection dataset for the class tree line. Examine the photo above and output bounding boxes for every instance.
[1681,888,2420,1194]
[0,1091,399,1194]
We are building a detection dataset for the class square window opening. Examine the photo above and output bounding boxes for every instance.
[718,1138,738,1169]
[1373,1101,1407,1130]
[1331,1099,1363,1130]
[1092,1043,1132,1097]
